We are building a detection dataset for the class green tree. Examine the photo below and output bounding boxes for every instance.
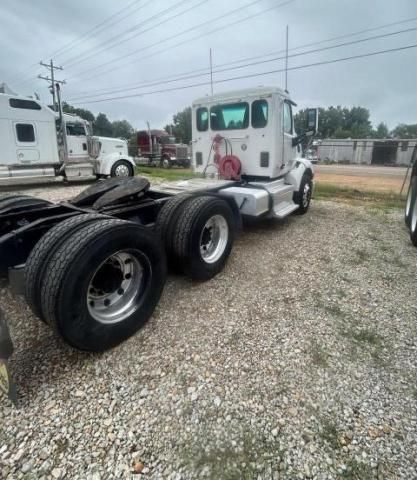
[373,122,389,138]
[93,113,113,137]
[295,105,372,139]
[391,123,417,138]
[165,107,192,144]
[62,102,95,123]
[112,120,134,139]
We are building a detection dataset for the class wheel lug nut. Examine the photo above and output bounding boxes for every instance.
[125,273,132,279]
[104,299,111,307]
[117,288,124,295]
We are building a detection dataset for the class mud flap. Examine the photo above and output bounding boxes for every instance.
[0,308,17,406]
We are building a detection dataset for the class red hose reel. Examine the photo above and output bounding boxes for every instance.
[212,134,242,181]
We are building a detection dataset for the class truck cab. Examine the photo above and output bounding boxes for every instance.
[0,92,135,185]
[192,87,305,179]
[137,129,190,168]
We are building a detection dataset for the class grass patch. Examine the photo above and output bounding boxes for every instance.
[314,182,404,209]
[135,166,199,181]
[340,458,374,480]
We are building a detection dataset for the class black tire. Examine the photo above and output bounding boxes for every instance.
[172,195,235,281]
[0,195,51,213]
[293,172,313,215]
[409,190,417,247]
[405,176,417,228]
[155,194,192,253]
[40,219,167,351]
[25,214,106,322]
[110,160,134,178]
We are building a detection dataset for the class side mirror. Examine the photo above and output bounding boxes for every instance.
[306,108,318,135]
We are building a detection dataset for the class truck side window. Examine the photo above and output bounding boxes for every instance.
[9,98,41,110]
[283,102,292,134]
[16,123,35,142]
[210,102,249,130]
[66,123,86,136]
[196,107,208,132]
[252,100,268,128]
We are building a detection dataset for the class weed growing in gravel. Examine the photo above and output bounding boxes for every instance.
[340,458,374,480]
[385,254,406,268]
[310,339,329,367]
[340,327,387,365]
[351,328,382,346]
[351,248,368,265]
[319,418,340,450]
[181,425,286,479]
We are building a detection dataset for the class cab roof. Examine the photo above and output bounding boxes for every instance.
[192,86,292,106]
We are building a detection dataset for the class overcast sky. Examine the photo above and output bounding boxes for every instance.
[1,0,416,130]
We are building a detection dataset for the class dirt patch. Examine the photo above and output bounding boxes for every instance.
[315,172,404,193]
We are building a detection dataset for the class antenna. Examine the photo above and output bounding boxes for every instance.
[209,48,214,96]
[285,25,289,92]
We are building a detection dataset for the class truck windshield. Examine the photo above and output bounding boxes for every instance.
[160,136,176,145]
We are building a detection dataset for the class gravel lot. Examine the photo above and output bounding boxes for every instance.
[0,183,416,479]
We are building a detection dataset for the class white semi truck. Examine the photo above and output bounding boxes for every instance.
[0,86,317,403]
[0,89,135,186]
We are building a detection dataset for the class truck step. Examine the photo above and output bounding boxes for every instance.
[272,201,299,219]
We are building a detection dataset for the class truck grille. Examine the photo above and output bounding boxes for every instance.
[176,146,188,159]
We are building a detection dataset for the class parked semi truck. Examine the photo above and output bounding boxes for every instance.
[0,87,135,186]
[137,128,190,168]
[0,86,317,403]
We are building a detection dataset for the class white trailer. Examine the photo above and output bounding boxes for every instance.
[0,93,135,186]
[0,86,318,403]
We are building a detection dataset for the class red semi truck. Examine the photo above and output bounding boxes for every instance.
[137,129,190,168]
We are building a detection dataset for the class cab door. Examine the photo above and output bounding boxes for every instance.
[66,122,89,161]
[282,101,296,173]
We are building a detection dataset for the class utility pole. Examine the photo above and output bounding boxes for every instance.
[38,59,65,111]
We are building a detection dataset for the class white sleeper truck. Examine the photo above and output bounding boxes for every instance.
[0,92,135,186]
[0,86,317,403]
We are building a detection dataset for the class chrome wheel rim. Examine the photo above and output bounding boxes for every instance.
[115,163,130,177]
[302,182,311,208]
[411,194,417,233]
[163,159,170,168]
[199,214,229,264]
[87,251,146,324]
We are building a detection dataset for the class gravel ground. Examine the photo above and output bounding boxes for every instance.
[0,183,416,480]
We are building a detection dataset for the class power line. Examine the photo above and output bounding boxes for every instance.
[65,15,417,99]
[69,0,294,81]
[67,42,417,104]
[49,0,147,61]
[64,0,197,68]
[68,26,417,101]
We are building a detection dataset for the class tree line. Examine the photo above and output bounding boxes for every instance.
[294,106,417,139]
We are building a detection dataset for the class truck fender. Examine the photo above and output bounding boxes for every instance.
[97,153,136,176]
[284,158,314,192]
